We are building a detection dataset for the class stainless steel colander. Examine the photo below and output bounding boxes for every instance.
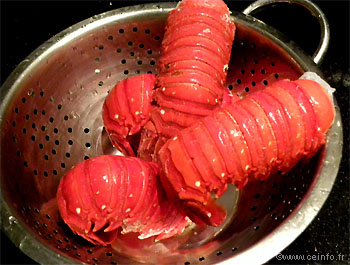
[0,0,343,264]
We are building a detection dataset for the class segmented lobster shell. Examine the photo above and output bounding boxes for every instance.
[159,78,335,226]
[56,155,190,245]
[102,74,156,156]
[137,0,237,161]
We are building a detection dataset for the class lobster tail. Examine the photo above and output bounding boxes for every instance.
[136,0,237,162]
[159,78,335,226]
[102,74,156,156]
[57,155,190,245]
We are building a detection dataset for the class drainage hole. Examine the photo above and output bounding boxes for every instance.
[250,205,257,211]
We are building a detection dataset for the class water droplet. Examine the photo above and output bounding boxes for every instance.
[8,216,18,225]
[27,90,34,96]
[312,206,320,212]
[69,111,80,119]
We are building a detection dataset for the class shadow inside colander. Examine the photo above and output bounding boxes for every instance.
[213,151,321,252]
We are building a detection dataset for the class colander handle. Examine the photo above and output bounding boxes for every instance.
[242,0,330,65]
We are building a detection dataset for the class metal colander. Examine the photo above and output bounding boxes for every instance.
[0,0,343,264]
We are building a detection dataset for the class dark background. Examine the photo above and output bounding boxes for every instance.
[1,0,349,264]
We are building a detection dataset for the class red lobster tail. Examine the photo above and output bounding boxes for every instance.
[102,74,156,156]
[56,155,190,245]
[138,0,237,161]
[158,78,335,226]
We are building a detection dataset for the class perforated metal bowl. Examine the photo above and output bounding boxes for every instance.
[0,0,343,264]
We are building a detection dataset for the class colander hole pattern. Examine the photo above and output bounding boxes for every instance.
[0,2,343,265]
